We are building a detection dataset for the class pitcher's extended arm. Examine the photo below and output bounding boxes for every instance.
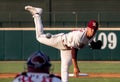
[71,48,80,77]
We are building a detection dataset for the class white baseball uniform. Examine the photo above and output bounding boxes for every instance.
[33,14,95,82]
[13,72,61,82]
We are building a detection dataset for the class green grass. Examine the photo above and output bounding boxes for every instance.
[69,61,120,73]
[0,78,13,82]
[1,61,120,82]
[0,61,26,73]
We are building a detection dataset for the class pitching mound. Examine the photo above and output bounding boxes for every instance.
[69,73,120,78]
[1,73,120,78]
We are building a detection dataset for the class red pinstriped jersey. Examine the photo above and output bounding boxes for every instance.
[13,72,61,82]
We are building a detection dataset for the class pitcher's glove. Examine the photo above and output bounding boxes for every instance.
[89,40,103,49]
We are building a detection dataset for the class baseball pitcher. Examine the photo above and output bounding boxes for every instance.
[25,5,102,82]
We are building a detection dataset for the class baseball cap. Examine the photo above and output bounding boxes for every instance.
[87,20,98,30]
[27,51,51,69]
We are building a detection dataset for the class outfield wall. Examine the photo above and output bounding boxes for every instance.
[0,27,119,61]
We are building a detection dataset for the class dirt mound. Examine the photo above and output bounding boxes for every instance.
[1,73,120,78]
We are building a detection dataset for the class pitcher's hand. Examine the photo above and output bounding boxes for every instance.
[73,67,80,77]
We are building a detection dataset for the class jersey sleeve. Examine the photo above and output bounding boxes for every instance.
[52,78,61,82]
[66,30,86,49]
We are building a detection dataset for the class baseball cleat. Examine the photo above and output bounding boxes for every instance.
[25,5,42,15]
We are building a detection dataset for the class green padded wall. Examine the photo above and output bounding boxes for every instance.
[0,29,119,61]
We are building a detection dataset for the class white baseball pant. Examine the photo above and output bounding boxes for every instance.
[33,14,72,82]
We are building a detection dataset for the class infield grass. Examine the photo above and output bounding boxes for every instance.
[1,61,120,82]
